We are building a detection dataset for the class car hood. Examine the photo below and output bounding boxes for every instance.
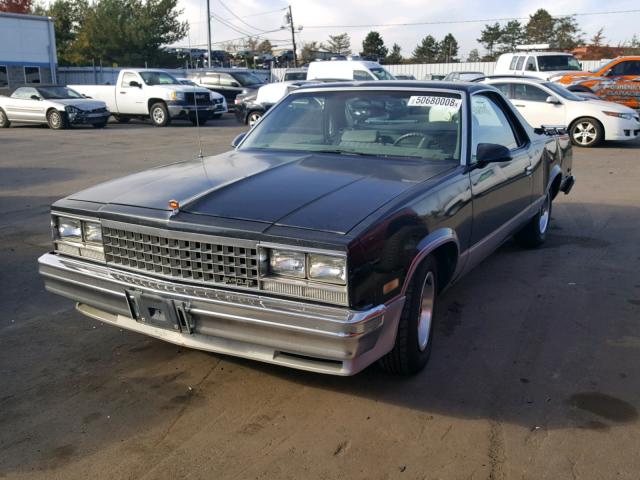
[159,84,212,95]
[69,150,453,235]
[53,98,107,110]
[578,97,638,114]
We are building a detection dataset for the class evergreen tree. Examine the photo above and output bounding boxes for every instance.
[412,35,439,63]
[360,31,388,60]
[386,43,403,64]
[326,33,351,56]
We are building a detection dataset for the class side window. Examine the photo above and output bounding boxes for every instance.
[512,84,549,102]
[12,87,39,99]
[220,74,238,87]
[612,61,640,75]
[24,66,40,84]
[0,66,7,88]
[354,70,374,81]
[121,72,139,88]
[525,56,537,71]
[509,56,519,70]
[471,94,519,161]
[492,83,512,98]
[200,74,219,85]
[629,61,640,75]
[515,56,526,71]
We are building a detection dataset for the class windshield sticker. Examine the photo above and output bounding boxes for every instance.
[408,96,462,110]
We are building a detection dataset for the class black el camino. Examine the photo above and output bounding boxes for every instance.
[39,81,575,376]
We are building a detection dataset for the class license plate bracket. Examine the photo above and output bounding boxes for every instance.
[125,291,183,332]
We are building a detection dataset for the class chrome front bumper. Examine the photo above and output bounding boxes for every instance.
[38,253,404,375]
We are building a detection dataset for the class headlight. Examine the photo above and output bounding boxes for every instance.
[64,105,81,113]
[603,111,633,120]
[52,214,105,262]
[57,217,81,240]
[83,221,102,243]
[170,91,186,101]
[308,254,346,284]
[270,249,306,278]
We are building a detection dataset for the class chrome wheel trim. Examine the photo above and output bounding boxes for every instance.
[539,194,551,234]
[152,107,165,124]
[572,121,597,146]
[417,271,435,352]
[49,112,61,128]
[248,113,261,127]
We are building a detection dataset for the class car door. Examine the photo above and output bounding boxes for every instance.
[6,87,46,122]
[117,71,148,115]
[509,82,566,128]
[468,92,533,249]
[219,74,244,103]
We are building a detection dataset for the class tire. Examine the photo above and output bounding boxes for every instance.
[47,110,67,130]
[569,117,603,147]
[149,102,170,127]
[92,121,107,129]
[379,255,438,375]
[514,192,552,248]
[0,108,10,128]
[113,115,130,124]
[247,111,262,127]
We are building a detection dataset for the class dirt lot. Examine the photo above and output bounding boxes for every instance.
[1,117,639,480]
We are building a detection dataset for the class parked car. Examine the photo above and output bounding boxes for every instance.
[38,81,574,376]
[71,69,225,126]
[394,74,416,80]
[282,68,308,81]
[481,76,640,147]
[443,71,485,82]
[188,69,265,109]
[306,60,395,81]
[494,50,582,80]
[0,85,110,129]
[551,56,640,111]
[424,73,446,81]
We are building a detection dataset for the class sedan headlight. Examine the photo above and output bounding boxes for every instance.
[270,249,306,278]
[603,111,633,120]
[83,221,102,244]
[52,214,105,262]
[308,254,347,284]
[64,105,81,114]
[57,217,81,240]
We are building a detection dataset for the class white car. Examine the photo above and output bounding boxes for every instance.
[494,51,583,81]
[481,77,640,147]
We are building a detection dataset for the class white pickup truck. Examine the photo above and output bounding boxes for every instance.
[70,69,227,126]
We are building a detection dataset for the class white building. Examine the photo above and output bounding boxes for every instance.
[0,12,57,90]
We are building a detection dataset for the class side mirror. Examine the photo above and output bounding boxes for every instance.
[476,143,511,164]
[30,95,41,101]
[129,80,142,88]
[231,132,246,148]
[546,95,561,105]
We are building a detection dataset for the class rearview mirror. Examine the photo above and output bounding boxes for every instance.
[476,143,511,164]
[231,133,246,148]
[30,95,41,101]
[129,80,142,88]
[546,95,561,105]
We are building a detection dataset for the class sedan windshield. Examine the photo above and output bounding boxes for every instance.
[240,90,462,161]
[37,86,84,99]
[139,71,180,85]
[231,72,263,86]
[544,82,585,101]
[537,55,581,72]
[370,68,396,80]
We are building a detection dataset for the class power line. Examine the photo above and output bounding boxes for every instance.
[216,0,271,34]
[211,13,255,37]
[303,9,640,29]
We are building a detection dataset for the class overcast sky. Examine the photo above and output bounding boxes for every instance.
[177,0,640,58]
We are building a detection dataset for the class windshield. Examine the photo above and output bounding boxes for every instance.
[544,82,585,101]
[37,86,84,99]
[537,55,581,72]
[240,90,462,162]
[370,67,396,80]
[139,71,180,85]
[231,72,263,86]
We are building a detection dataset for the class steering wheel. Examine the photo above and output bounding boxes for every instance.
[393,132,429,148]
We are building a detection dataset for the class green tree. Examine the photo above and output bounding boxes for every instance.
[385,43,403,64]
[34,0,88,65]
[554,15,582,50]
[360,31,388,60]
[300,41,323,64]
[466,49,481,62]
[256,39,273,55]
[412,35,438,63]
[437,33,459,62]
[525,9,555,44]
[497,20,524,53]
[326,33,351,56]
[478,22,502,58]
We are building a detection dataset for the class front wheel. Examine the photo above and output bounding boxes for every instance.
[149,103,171,127]
[0,108,10,128]
[47,110,67,130]
[379,255,438,375]
[247,111,262,127]
[570,117,603,147]
[514,193,551,248]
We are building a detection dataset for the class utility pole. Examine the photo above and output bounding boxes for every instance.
[206,0,212,68]
[288,5,298,67]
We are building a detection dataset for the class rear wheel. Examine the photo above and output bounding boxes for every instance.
[150,102,170,127]
[47,110,67,130]
[247,111,262,127]
[570,117,603,147]
[0,108,10,128]
[379,255,438,375]
[514,192,551,248]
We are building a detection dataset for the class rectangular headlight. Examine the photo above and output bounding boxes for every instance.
[57,217,81,241]
[308,254,346,285]
[270,249,306,278]
[83,221,102,243]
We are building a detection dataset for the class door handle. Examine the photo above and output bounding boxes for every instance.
[514,104,525,107]
[120,91,126,94]
[524,165,533,175]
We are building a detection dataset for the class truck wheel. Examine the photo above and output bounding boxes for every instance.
[514,192,551,248]
[379,255,438,375]
[247,111,262,127]
[0,108,10,128]
[47,110,68,130]
[150,102,170,127]
[569,117,603,147]
[113,115,130,124]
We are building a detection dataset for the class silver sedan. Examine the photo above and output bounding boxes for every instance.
[0,85,111,129]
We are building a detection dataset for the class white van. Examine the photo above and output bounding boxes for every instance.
[306,60,395,81]
[494,51,583,80]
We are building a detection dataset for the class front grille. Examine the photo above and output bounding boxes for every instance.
[90,107,108,113]
[102,226,259,289]
[184,92,213,104]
